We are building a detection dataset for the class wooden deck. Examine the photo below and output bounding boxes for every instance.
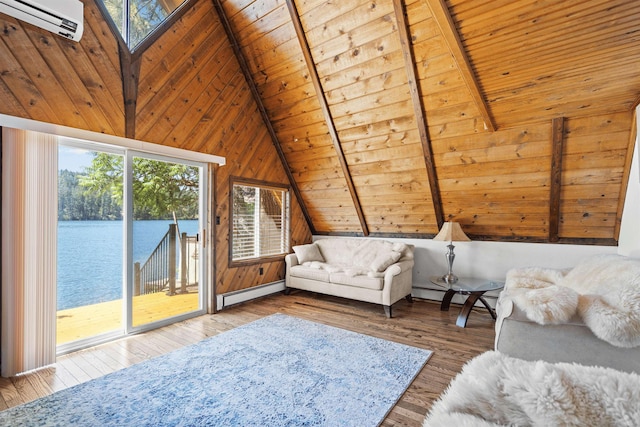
[5,291,495,426]
[56,291,200,345]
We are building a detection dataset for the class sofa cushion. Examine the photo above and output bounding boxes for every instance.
[289,265,330,282]
[329,272,384,290]
[315,238,363,265]
[370,250,402,272]
[292,243,324,264]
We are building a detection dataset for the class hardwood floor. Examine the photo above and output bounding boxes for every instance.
[0,291,496,426]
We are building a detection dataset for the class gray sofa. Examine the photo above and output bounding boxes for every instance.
[495,297,640,373]
[284,238,414,317]
[494,254,640,373]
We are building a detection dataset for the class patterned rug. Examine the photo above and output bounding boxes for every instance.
[0,314,432,426]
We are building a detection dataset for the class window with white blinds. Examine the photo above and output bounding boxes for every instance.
[231,179,290,262]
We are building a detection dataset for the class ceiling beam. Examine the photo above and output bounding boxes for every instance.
[285,0,370,236]
[548,117,565,242]
[118,46,141,139]
[424,0,496,132]
[393,0,445,230]
[212,0,316,235]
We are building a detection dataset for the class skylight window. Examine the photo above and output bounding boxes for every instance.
[101,0,188,50]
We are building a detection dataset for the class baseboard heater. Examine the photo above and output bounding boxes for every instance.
[216,280,285,311]
[412,284,499,309]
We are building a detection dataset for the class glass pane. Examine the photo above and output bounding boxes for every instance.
[100,0,188,49]
[131,156,202,327]
[129,0,187,48]
[101,0,125,36]
[259,189,285,256]
[232,184,289,260]
[232,185,256,260]
[57,146,124,345]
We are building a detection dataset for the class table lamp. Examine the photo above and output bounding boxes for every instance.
[433,221,470,284]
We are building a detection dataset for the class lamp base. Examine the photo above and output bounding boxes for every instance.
[442,273,459,284]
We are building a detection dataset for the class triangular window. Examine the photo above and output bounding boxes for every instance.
[101,0,188,50]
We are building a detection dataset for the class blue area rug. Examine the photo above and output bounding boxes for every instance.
[0,314,432,426]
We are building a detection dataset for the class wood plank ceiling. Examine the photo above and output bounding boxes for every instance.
[0,0,638,247]
[218,0,639,244]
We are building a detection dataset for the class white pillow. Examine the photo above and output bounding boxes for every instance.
[370,251,401,272]
[292,243,324,264]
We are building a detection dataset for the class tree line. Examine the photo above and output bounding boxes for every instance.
[59,169,122,220]
[58,153,200,221]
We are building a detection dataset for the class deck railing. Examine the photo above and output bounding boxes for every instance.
[134,224,199,296]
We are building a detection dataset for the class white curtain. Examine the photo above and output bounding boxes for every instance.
[1,128,58,377]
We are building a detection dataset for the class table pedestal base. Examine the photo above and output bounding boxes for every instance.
[441,289,497,328]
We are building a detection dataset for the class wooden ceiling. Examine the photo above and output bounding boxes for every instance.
[217,0,638,243]
[1,0,638,247]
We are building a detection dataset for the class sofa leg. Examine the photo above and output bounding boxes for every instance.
[384,305,392,318]
[405,294,413,303]
[284,287,291,295]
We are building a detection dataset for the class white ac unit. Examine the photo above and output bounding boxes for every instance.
[0,0,84,42]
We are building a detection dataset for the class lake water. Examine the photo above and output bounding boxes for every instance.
[57,220,199,310]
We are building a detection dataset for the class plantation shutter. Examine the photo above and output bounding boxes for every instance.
[232,183,289,260]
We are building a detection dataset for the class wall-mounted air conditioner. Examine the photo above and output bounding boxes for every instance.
[0,0,84,42]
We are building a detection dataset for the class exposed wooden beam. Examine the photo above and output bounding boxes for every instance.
[424,0,496,132]
[118,45,141,139]
[548,117,565,242]
[212,0,316,235]
[393,0,444,230]
[285,0,369,236]
[94,0,136,137]
[614,110,637,241]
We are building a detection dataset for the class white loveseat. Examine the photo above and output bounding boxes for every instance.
[284,238,414,317]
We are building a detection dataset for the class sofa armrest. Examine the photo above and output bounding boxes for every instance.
[384,260,413,278]
[285,253,299,268]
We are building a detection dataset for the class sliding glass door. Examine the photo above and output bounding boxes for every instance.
[127,152,206,331]
[57,143,125,350]
[57,143,207,352]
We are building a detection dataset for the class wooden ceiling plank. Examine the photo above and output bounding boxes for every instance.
[549,117,565,242]
[284,0,369,236]
[393,0,444,228]
[0,77,28,116]
[423,0,496,132]
[212,0,316,235]
[80,14,124,114]
[459,0,633,46]
[137,6,220,112]
[478,44,640,83]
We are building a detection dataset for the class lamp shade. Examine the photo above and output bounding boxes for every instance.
[433,221,471,242]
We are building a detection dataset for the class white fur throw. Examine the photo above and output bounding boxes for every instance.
[502,254,640,348]
[424,351,640,427]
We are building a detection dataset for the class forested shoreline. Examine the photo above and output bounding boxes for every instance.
[58,170,122,220]
[58,156,200,221]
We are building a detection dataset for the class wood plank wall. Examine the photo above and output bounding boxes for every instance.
[219,0,365,234]
[0,0,312,297]
[134,0,312,294]
[0,0,123,133]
